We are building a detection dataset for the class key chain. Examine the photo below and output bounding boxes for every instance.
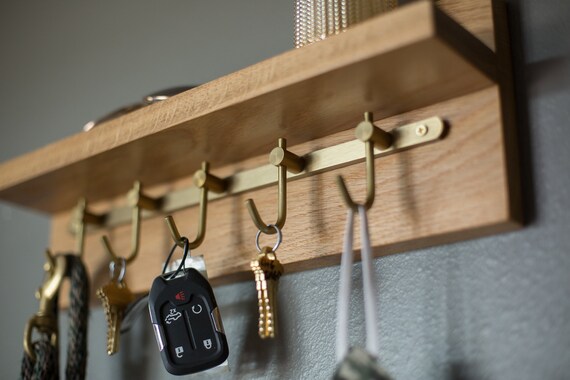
[148,236,229,375]
[334,205,392,380]
[251,224,284,339]
[96,258,135,355]
[22,252,90,380]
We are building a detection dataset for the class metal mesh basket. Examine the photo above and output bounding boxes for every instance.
[294,0,398,48]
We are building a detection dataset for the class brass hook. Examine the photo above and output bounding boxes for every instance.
[246,138,305,234]
[71,198,104,257]
[336,112,393,211]
[101,181,160,264]
[165,161,227,249]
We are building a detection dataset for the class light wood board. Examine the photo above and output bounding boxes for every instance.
[50,86,522,304]
[0,0,496,214]
[2,0,522,308]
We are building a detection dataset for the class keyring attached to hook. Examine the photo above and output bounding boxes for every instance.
[109,258,127,284]
[148,234,230,373]
[162,237,191,280]
[255,224,283,253]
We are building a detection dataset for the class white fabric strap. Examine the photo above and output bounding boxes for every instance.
[336,208,355,362]
[335,205,378,363]
[359,206,379,355]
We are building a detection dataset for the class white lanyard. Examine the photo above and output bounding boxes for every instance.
[336,205,379,363]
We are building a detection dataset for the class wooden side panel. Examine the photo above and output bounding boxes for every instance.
[437,0,495,49]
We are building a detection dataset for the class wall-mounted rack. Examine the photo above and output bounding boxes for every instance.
[77,117,444,231]
[0,0,521,306]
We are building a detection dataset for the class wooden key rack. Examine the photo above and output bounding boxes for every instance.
[0,0,521,306]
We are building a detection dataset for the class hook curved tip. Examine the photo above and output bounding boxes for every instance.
[245,198,277,234]
[164,215,185,247]
[336,175,358,211]
[100,235,117,260]
[244,198,260,216]
[244,198,260,220]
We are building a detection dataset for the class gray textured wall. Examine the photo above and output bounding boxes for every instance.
[1,1,569,379]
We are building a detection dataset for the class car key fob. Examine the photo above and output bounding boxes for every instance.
[148,268,229,375]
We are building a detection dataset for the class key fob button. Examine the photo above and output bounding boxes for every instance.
[160,304,195,364]
[171,289,191,306]
[190,303,203,315]
[186,297,220,354]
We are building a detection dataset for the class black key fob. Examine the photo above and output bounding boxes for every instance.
[148,268,229,375]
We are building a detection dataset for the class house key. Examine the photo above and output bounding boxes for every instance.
[96,258,134,355]
[251,225,284,339]
[251,246,284,338]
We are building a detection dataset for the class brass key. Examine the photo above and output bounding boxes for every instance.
[251,246,284,339]
[97,260,134,355]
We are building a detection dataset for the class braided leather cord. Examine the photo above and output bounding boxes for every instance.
[21,254,89,380]
[21,340,59,380]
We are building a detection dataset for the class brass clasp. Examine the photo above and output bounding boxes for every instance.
[23,250,68,361]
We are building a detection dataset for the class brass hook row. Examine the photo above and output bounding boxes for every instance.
[98,162,228,264]
[71,112,444,261]
[76,137,308,262]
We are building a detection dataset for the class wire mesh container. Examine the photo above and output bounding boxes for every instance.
[294,0,398,48]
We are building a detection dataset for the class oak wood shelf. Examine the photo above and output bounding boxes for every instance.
[0,0,522,306]
[0,0,496,214]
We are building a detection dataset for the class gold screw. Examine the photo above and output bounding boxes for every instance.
[415,124,428,136]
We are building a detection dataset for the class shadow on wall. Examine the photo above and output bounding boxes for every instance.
[119,310,153,380]
[448,362,485,380]
[231,292,292,379]
[441,3,539,379]
[505,0,536,226]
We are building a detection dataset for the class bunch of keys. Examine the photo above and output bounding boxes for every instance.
[96,258,135,355]
[148,237,229,375]
[251,224,284,339]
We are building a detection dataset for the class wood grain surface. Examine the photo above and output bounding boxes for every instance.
[437,0,494,49]
[50,86,521,305]
[0,0,496,214]
[2,0,521,308]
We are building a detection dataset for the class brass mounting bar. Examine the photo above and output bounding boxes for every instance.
[73,117,444,232]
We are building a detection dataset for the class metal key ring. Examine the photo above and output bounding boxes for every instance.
[109,257,127,283]
[163,237,190,280]
[255,224,282,253]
